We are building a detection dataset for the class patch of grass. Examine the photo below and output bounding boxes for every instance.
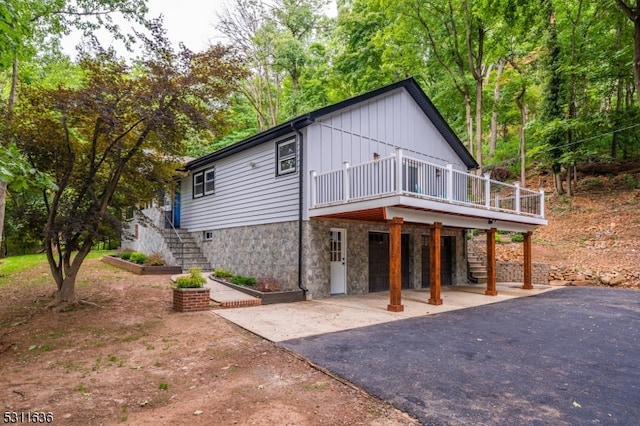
[511,234,525,243]
[0,254,48,276]
[119,407,128,423]
[0,250,115,281]
[121,333,146,343]
[28,344,51,352]
[304,383,328,391]
[73,383,89,393]
[158,382,169,391]
[230,275,256,286]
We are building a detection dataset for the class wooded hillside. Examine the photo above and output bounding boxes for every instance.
[1,0,639,257]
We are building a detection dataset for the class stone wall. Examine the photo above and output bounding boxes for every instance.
[303,219,468,299]
[496,261,550,285]
[121,208,177,266]
[198,222,300,292]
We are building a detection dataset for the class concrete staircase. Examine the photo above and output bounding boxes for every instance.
[162,228,211,272]
[467,246,488,284]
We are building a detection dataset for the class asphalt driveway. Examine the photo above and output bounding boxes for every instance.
[280,287,640,425]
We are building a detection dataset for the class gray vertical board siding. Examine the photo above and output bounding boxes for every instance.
[180,135,300,231]
[306,88,469,177]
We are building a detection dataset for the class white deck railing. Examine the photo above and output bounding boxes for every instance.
[310,148,545,218]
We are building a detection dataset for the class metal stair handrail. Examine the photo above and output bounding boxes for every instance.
[164,215,184,270]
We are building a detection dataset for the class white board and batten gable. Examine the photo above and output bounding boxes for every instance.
[306,87,470,175]
[180,78,477,231]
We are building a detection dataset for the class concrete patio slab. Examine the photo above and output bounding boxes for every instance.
[213,283,556,342]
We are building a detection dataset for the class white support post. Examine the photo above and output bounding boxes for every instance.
[310,170,317,208]
[446,164,454,201]
[395,148,403,194]
[539,188,545,218]
[514,182,521,214]
[484,173,491,208]
[342,162,350,203]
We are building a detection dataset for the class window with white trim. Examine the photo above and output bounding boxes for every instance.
[193,167,215,198]
[276,138,297,176]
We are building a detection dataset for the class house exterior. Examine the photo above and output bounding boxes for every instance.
[126,77,547,309]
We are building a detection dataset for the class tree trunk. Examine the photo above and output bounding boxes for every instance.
[9,57,18,111]
[490,60,505,157]
[52,274,79,307]
[0,181,6,257]
[0,57,19,258]
[475,80,483,173]
[47,242,92,310]
[465,93,473,152]
[519,104,527,186]
[614,0,640,106]
[554,173,564,194]
[634,17,640,106]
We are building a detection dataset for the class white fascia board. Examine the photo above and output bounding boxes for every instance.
[395,196,547,228]
[309,194,546,231]
[385,207,539,233]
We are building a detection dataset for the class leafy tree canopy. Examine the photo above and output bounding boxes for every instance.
[2,21,246,310]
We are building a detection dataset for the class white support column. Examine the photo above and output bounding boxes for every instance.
[310,170,317,208]
[395,148,403,194]
[342,162,350,203]
[446,164,454,201]
[539,188,545,218]
[514,182,521,214]
[484,173,491,208]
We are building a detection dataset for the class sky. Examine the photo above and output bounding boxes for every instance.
[62,0,337,59]
[62,0,230,58]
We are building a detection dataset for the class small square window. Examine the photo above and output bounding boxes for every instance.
[276,138,297,176]
[203,231,213,241]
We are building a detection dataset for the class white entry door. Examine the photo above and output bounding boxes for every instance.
[330,228,347,295]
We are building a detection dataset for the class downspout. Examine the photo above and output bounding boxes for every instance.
[292,121,310,293]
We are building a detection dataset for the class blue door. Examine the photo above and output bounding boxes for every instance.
[173,191,181,228]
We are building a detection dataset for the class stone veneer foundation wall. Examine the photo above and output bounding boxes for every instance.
[496,261,550,285]
[195,219,469,300]
[122,208,177,266]
[303,219,468,300]
[197,222,300,292]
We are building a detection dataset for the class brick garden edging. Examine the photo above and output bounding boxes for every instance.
[172,287,211,312]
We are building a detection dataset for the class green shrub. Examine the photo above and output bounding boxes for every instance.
[230,275,256,286]
[129,251,147,264]
[494,233,502,243]
[511,234,525,243]
[213,268,234,278]
[143,252,165,266]
[175,267,207,288]
[625,175,639,189]
[119,250,134,260]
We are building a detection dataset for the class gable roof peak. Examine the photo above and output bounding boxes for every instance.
[186,77,477,170]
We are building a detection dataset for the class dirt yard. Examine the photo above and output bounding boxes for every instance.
[0,258,417,425]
